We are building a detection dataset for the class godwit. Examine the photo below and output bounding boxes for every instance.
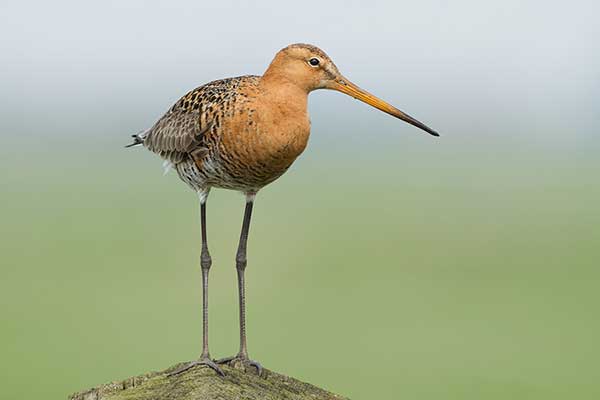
[127,43,439,376]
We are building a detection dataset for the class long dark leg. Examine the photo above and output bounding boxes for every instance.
[216,193,262,375]
[199,200,212,359]
[168,193,223,377]
[236,198,253,357]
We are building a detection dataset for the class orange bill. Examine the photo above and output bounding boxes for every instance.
[329,78,439,137]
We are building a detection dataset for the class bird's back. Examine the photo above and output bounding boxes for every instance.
[142,76,259,164]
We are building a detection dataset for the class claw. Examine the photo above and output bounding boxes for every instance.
[215,355,263,376]
[248,359,263,377]
[214,355,235,364]
[168,357,225,377]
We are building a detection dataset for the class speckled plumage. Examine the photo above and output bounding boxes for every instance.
[143,76,253,165]
[139,73,310,195]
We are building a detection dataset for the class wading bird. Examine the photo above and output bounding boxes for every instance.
[127,43,438,376]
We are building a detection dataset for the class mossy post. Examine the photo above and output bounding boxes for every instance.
[68,362,348,400]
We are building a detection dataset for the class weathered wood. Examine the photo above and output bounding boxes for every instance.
[68,361,348,400]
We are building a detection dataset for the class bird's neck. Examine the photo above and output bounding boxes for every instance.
[259,73,309,116]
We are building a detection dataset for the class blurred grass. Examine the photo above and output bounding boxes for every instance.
[1,136,599,399]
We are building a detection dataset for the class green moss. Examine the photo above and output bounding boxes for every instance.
[69,362,348,400]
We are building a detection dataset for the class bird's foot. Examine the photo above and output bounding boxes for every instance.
[167,356,225,377]
[215,354,263,376]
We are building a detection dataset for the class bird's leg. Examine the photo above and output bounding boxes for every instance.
[199,200,214,360]
[216,193,263,376]
[168,194,224,377]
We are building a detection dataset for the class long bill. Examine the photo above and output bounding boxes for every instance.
[328,78,439,137]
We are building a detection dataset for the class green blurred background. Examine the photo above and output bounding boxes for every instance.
[1,1,599,399]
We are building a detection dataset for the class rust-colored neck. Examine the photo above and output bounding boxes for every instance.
[259,70,309,116]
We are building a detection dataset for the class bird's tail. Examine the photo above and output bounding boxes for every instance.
[125,130,147,148]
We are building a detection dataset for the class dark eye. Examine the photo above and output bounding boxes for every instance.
[309,58,320,66]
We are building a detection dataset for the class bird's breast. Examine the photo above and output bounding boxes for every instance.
[256,107,311,164]
[212,96,310,188]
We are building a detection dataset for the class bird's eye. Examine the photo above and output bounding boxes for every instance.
[308,58,320,67]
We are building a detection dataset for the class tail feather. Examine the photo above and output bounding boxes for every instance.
[125,129,148,148]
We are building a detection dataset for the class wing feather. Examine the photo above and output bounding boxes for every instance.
[143,106,209,163]
[140,76,259,164]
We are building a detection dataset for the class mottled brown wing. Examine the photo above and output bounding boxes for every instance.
[143,104,211,164]
[142,76,259,164]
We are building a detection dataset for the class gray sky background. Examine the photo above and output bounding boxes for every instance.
[1,0,598,153]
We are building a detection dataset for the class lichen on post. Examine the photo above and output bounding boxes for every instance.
[68,362,348,400]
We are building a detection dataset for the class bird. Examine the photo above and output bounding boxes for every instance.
[127,43,439,377]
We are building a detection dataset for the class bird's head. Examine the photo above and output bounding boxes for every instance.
[263,43,439,137]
